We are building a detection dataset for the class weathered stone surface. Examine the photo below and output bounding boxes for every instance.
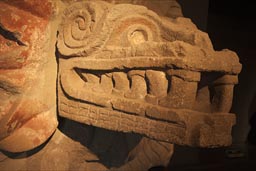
[62,0,183,19]
[0,0,242,171]
[0,0,57,152]
[57,0,241,147]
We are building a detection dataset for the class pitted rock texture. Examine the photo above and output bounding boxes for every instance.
[57,0,241,147]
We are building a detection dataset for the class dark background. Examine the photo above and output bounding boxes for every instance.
[153,0,256,170]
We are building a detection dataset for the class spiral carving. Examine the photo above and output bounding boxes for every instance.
[57,2,110,57]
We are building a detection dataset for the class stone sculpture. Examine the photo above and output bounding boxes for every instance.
[57,0,241,145]
[0,0,57,152]
[0,0,242,171]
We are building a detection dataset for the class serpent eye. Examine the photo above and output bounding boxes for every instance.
[105,15,160,47]
[128,29,148,45]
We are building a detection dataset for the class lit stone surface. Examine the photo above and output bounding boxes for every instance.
[0,0,242,171]
[57,0,241,146]
[0,0,57,153]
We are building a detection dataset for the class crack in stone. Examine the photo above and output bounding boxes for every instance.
[0,22,27,46]
[0,81,20,95]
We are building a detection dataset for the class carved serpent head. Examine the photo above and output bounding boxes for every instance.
[57,1,241,147]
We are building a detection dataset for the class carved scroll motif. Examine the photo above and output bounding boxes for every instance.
[57,1,242,147]
[57,1,110,56]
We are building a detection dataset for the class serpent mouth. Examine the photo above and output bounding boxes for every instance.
[58,46,240,147]
[56,0,241,149]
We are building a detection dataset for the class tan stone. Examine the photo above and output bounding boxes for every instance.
[57,0,241,148]
[0,0,242,170]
